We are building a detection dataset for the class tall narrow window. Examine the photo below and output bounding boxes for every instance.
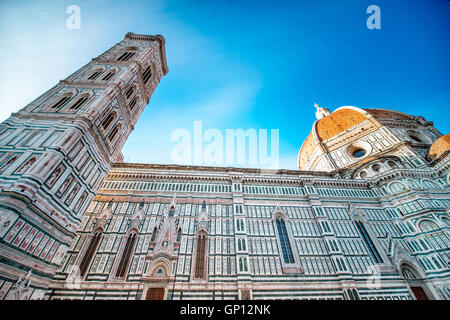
[129,97,137,111]
[276,218,295,264]
[355,221,383,263]
[117,51,136,62]
[151,227,157,241]
[142,66,152,83]
[102,71,115,81]
[51,95,71,109]
[79,231,102,276]
[101,112,115,131]
[69,96,88,110]
[194,233,207,279]
[125,86,134,99]
[88,71,102,80]
[116,233,137,278]
[108,124,120,142]
[176,228,182,242]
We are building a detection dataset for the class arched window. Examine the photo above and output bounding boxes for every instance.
[387,160,397,169]
[418,219,439,232]
[275,217,295,264]
[102,71,115,81]
[129,97,137,111]
[115,233,137,278]
[389,182,406,194]
[124,86,135,99]
[79,230,102,276]
[176,228,182,242]
[101,112,116,131]
[194,233,207,279]
[372,164,382,173]
[355,221,383,263]
[239,257,248,272]
[108,124,121,142]
[142,66,152,84]
[87,70,103,80]
[117,51,136,62]
[69,95,89,110]
[51,95,72,109]
[151,227,157,241]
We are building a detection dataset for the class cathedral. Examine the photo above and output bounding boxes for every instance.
[0,33,449,300]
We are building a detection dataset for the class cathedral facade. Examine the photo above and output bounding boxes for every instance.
[0,34,449,300]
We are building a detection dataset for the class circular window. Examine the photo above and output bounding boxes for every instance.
[352,148,366,158]
[406,130,431,144]
[347,141,372,159]
[359,171,367,179]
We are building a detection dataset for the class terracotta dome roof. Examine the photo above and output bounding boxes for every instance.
[297,106,416,170]
[298,132,316,169]
[427,134,450,161]
[315,108,367,141]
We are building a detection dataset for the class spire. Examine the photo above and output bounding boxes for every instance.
[315,102,331,120]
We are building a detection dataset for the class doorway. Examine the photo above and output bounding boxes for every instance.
[145,288,165,300]
[401,264,431,300]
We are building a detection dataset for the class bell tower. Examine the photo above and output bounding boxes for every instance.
[0,33,168,297]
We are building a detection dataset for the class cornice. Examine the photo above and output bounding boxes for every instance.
[124,32,169,75]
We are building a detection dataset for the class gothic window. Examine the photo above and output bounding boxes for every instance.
[151,227,157,241]
[69,95,89,110]
[87,70,103,80]
[129,97,137,111]
[193,232,207,279]
[239,257,248,272]
[108,124,121,142]
[79,230,102,276]
[101,112,116,131]
[354,221,383,263]
[117,51,136,62]
[51,95,72,109]
[142,66,152,84]
[102,71,115,81]
[347,288,360,300]
[125,86,135,99]
[418,219,439,232]
[115,233,137,278]
[275,217,295,264]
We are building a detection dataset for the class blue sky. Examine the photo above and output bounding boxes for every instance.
[0,0,449,170]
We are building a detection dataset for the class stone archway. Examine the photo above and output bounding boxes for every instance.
[400,263,432,300]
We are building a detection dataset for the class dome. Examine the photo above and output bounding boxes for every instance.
[298,106,416,170]
[315,108,367,141]
[427,134,450,161]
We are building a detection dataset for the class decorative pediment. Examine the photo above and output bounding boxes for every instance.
[272,206,287,218]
